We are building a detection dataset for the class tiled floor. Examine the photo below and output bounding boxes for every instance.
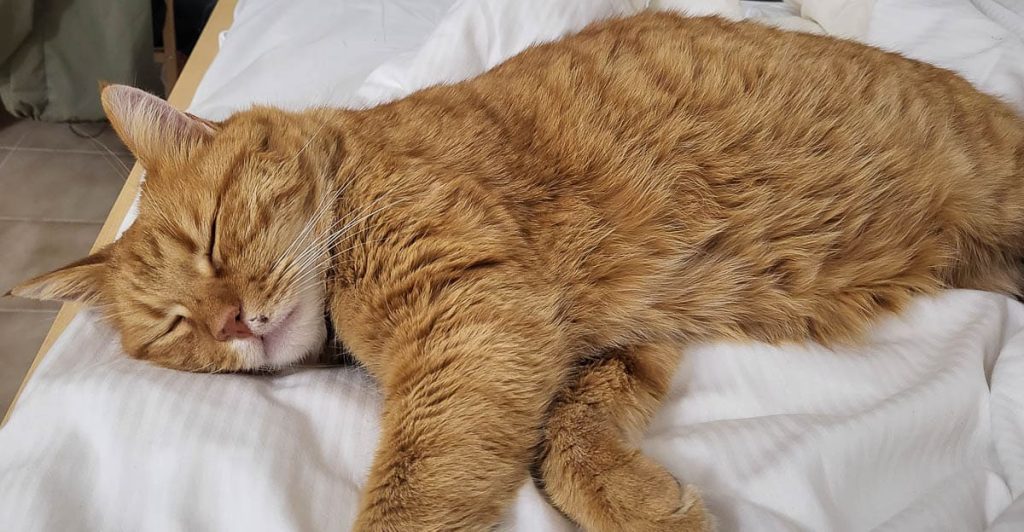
[0,111,133,414]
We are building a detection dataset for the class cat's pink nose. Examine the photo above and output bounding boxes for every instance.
[212,305,253,341]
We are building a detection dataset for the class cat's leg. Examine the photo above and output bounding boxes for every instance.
[351,310,570,531]
[538,342,712,532]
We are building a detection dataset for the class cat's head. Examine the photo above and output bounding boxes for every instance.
[8,86,338,372]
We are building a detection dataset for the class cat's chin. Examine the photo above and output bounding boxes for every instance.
[230,292,327,371]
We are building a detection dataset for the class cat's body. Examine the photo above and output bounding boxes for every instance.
[12,12,1024,531]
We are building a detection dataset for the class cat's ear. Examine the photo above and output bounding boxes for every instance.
[101,84,217,167]
[6,246,113,303]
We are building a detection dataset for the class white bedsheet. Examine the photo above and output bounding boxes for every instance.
[3,1,1024,530]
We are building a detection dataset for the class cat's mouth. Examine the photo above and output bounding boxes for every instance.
[232,290,328,371]
[260,306,297,347]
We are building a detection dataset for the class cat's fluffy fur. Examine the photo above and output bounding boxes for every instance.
[12,12,1024,531]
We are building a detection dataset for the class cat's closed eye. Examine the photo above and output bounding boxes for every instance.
[207,199,224,270]
[162,315,187,338]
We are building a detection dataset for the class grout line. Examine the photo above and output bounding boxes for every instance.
[0,149,12,172]
[0,217,105,225]
[83,134,136,180]
[0,127,24,170]
[9,123,29,149]
[0,142,135,181]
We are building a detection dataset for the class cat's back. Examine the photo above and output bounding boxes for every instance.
[352,11,1024,346]
[483,11,1024,343]
[473,11,1023,184]
[366,12,1023,205]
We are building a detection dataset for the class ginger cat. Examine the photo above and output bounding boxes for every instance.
[12,12,1024,531]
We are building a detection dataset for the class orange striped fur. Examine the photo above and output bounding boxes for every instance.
[12,13,1024,530]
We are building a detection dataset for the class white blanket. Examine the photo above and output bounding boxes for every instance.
[3,1,1024,530]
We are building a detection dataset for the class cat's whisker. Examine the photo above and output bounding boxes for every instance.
[277,215,352,284]
[272,182,348,270]
[309,234,390,273]
[285,232,397,295]
[284,180,366,265]
[87,303,133,320]
[285,241,362,291]
[289,279,328,300]
[291,235,379,283]
[280,176,338,245]
[85,134,133,176]
[278,233,394,296]
[289,111,335,166]
[271,180,341,271]
[282,195,394,279]
[98,151,132,179]
[269,169,364,280]
[281,262,332,296]
[281,197,402,290]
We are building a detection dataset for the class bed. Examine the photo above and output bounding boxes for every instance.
[3,0,1024,530]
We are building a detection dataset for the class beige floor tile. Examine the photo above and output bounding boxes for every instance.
[0,124,29,148]
[13,120,130,154]
[103,129,133,156]
[120,157,138,178]
[0,310,56,415]
[0,149,128,221]
[0,114,32,148]
[0,116,127,417]
[0,220,103,311]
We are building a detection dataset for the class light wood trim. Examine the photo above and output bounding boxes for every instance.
[2,0,238,426]
[161,0,180,93]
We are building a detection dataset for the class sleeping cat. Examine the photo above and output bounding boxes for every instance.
[11,11,1024,531]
